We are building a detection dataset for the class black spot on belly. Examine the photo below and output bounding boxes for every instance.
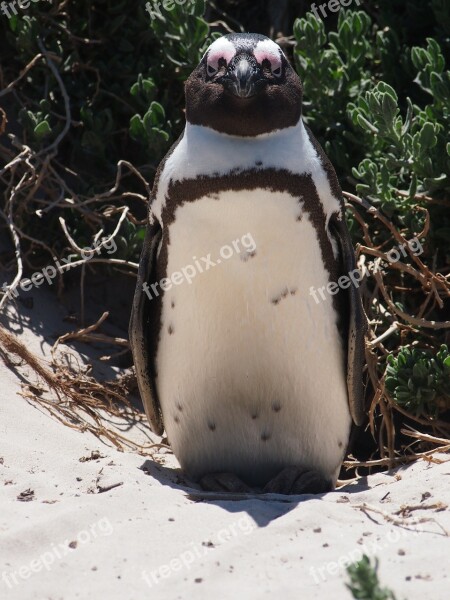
[171,300,175,309]
[272,402,282,413]
[271,287,297,305]
[251,412,259,420]
[338,440,343,448]
[240,250,257,262]
[176,403,183,412]
[261,431,271,442]
[208,421,216,431]
[168,324,174,335]
[174,415,180,424]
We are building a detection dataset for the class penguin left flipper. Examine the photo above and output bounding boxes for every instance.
[129,221,164,435]
[329,213,368,426]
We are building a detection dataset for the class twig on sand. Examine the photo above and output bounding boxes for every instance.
[52,311,129,357]
[354,503,449,536]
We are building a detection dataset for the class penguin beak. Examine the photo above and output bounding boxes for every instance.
[222,57,262,99]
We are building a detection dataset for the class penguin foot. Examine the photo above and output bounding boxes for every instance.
[199,472,253,493]
[263,467,332,495]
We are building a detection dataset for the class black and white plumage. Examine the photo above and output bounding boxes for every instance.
[130,33,367,494]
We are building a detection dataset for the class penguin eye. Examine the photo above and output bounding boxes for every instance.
[207,64,219,76]
[272,65,282,77]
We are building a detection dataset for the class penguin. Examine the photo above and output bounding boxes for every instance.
[129,33,367,494]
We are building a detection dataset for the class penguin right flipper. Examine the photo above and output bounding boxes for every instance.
[329,213,368,427]
[129,221,164,435]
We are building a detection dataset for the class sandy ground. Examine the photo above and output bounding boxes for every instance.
[1,288,449,600]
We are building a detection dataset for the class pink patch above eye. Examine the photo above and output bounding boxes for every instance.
[254,49,282,71]
[207,47,236,70]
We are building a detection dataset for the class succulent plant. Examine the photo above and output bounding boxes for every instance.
[385,345,450,417]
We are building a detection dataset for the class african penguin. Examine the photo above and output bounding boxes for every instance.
[130,33,367,494]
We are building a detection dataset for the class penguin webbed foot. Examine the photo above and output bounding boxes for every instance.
[263,466,331,495]
[199,468,331,495]
[200,472,253,493]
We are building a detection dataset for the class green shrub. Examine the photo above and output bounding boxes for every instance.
[386,345,450,417]
[346,555,398,600]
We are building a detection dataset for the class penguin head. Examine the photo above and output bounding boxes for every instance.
[185,33,303,137]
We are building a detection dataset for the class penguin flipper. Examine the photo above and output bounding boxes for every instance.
[329,213,367,426]
[129,222,164,435]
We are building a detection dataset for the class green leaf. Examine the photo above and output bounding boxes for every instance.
[8,14,19,32]
[419,122,437,150]
[129,114,145,141]
[357,115,379,134]
[382,92,398,124]
[34,120,51,140]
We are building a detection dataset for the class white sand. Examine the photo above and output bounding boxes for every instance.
[1,289,449,599]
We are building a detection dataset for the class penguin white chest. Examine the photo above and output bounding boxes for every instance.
[155,188,351,485]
